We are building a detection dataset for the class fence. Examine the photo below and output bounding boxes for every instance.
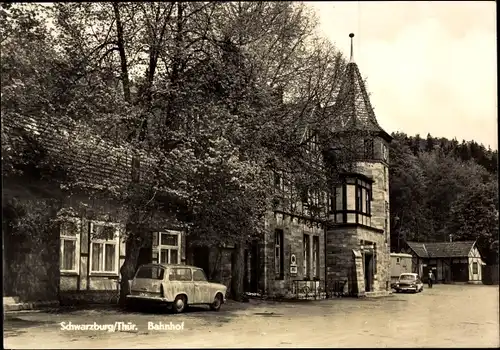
[291,279,351,300]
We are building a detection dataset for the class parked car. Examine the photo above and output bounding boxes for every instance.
[126,264,227,313]
[394,273,424,293]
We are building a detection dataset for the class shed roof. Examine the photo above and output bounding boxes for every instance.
[406,241,478,259]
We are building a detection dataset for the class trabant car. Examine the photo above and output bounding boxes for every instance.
[126,264,227,313]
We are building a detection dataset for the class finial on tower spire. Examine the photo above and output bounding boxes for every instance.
[349,33,355,63]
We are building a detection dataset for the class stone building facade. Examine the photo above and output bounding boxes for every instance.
[250,34,393,298]
[324,35,393,297]
[3,33,392,303]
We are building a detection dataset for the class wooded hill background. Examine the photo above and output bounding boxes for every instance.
[389,132,498,264]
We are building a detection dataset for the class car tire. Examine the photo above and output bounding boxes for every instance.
[173,295,186,314]
[210,293,223,312]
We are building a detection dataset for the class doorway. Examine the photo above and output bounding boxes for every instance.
[249,241,261,293]
[364,252,374,292]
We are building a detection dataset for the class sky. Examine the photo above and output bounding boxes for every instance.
[307,1,498,149]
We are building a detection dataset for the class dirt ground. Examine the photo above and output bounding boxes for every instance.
[4,284,499,348]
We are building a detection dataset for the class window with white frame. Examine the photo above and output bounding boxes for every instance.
[90,221,120,274]
[60,219,81,274]
[158,231,181,264]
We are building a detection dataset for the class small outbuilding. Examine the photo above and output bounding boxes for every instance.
[402,240,485,284]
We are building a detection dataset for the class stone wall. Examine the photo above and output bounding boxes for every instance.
[325,225,390,295]
[355,161,390,237]
[262,211,325,297]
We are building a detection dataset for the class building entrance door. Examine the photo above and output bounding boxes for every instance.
[364,252,374,292]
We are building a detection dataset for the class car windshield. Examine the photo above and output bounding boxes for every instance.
[400,275,416,281]
[136,266,165,280]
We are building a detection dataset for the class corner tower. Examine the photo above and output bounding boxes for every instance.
[324,33,392,296]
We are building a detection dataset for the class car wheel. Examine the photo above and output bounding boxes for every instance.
[173,295,186,314]
[210,293,223,311]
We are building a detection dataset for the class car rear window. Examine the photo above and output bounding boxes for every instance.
[169,268,192,281]
[136,266,165,280]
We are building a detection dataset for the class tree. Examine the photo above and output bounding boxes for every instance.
[389,133,430,248]
[447,181,499,262]
[425,133,434,152]
[5,2,356,303]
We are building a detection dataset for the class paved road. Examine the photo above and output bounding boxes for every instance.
[4,284,499,348]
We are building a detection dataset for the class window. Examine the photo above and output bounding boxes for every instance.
[303,234,310,277]
[60,219,81,274]
[364,138,374,158]
[396,257,400,264]
[193,269,207,282]
[310,189,320,207]
[158,231,181,264]
[313,236,320,278]
[275,229,284,279]
[366,189,371,215]
[168,267,192,281]
[330,185,345,213]
[90,222,120,274]
[356,186,363,212]
[136,266,165,280]
[354,181,372,219]
[472,262,478,274]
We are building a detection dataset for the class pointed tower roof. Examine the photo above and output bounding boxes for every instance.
[328,33,392,141]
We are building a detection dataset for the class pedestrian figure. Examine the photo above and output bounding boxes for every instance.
[428,270,434,288]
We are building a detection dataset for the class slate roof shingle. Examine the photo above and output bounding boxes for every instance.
[324,61,392,142]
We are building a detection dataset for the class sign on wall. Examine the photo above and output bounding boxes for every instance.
[290,254,297,275]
